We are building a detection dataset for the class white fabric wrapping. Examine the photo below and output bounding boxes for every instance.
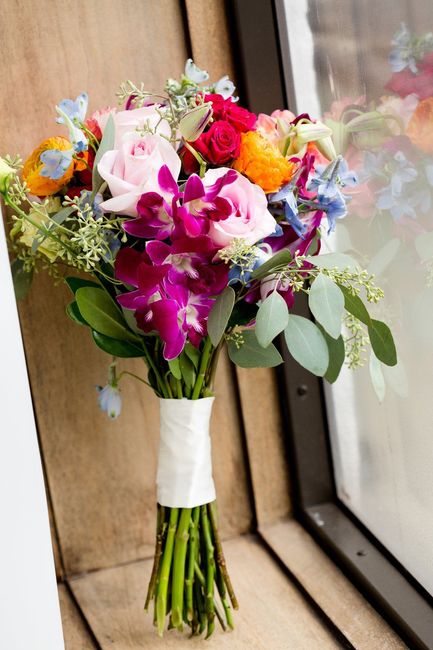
[157,397,216,508]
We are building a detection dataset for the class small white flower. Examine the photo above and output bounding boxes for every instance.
[185,59,209,84]
[214,75,237,100]
[97,384,122,419]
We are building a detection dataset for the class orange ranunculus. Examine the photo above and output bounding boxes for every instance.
[406,97,433,153]
[23,136,74,196]
[232,131,297,193]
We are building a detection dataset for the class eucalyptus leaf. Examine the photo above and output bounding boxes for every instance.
[368,319,397,367]
[66,276,100,295]
[168,357,182,380]
[284,314,329,377]
[306,252,359,272]
[308,274,344,339]
[207,287,235,346]
[66,301,88,326]
[319,327,345,384]
[92,331,144,358]
[76,286,138,342]
[227,330,283,368]
[367,238,400,277]
[337,284,371,326]
[369,352,386,403]
[382,361,409,399]
[92,114,115,192]
[179,352,196,388]
[255,291,289,348]
[251,249,292,280]
[11,259,33,300]
[31,206,75,253]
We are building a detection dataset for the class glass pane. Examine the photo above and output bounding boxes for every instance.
[278,0,433,595]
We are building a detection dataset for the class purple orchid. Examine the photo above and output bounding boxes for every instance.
[181,169,237,237]
[145,236,216,283]
[114,247,170,312]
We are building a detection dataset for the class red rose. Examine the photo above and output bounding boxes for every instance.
[386,52,433,99]
[204,93,257,132]
[182,120,241,172]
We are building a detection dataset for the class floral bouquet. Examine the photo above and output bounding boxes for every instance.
[2,60,396,638]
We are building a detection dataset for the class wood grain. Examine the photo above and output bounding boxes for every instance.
[70,535,341,649]
[261,519,407,649]
[236,368,292,527]
[2,0,251,575]
[58,583,97,649]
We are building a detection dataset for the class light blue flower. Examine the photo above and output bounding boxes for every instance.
[185,59,209,83]
[269,184,307,238]
[389,24,418,73]
[77,189,103,218]
[309,157,357,200]
[318,191,348,233]
[56,92,89,153]
[39,148,73,180]
[97,384,121,419]
[214,75,237,100]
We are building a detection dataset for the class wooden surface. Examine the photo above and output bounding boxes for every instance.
[261,520,407,649]
[58,584,97,650]
[70,535,341,649]
[236,368,292,526]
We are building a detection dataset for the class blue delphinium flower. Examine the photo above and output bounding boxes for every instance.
[97,384,122,419]
[56,92,89,153]
[269,184,307,238]
[308,156,357,233]
[39,148,73,180]
[389,24,418,73]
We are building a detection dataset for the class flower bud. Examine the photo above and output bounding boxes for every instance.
[0,158,16,193]
[179,103,213,142]
[295,120,333,144]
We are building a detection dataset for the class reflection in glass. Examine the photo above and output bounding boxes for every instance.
[278,0,433,595]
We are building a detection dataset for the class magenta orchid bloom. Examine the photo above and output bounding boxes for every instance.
[114,247,170,311]
[150,283,214,360]
[145,236,217,283]
[180,169,237,237]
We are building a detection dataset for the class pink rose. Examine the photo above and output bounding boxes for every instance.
[202,168,277,247]
[96,106,172,148]
[98,133,181,216]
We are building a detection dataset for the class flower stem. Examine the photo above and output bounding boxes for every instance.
[191,337,213,399]
[200,504,215,638]
[144,505,166,610]
[185,506,200,621]
[156,507,179,636]
[208,502,239,610]
[171,507,192,629]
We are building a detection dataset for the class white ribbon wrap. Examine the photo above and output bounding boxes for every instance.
[157,397,216,508]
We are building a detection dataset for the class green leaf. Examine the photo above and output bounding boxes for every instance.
[367,238,400,277]
[227,330,283,368]
[319,327,345,383]
[382,361,408,398]
[66,301,88,326]
[369,352,386,403]
[308,274,344,339]
[255,291,289,348]
[75,286,138,342]
[179,352,196,388]
[338,284,371,326]
[251,249,292,280]
[184,342,201,369]
[207,287,235,346]
[11,259,33,300]
[66,276,100,295]
[284,314,329,377]
[31,206,75,253]
[168,357,182,380]
[92,331,144,358]
[368,319,397,367]
[306,252,359,272]
[92,114,115,192]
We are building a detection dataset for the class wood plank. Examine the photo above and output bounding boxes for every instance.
[236,368,292,526]
[58,583,97,649]
[261,519,407,649]
[184,0,236,81]
[70,535,341,649]
[2,0,252,575]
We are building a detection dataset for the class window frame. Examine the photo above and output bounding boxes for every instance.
[231,1,433,647]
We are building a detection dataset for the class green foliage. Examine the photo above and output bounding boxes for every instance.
[338,284,371,325]
[11,258,33,300]
[168,357,182,380]
[227,301,257,328]
[65,276,100,294]
[75,286,138,342]
[184,342,200,369]
[319,327,345,384]
[251,249,292,280]
[255,291,289,348]
[369,352,386,402]
[367,319,397,367]
[207,287,235,346]
[92,114,115,192]
[227,330,283,368]
[92,331,144,358]
[284,314,329,377]
[308,274,344,339]
[179,351,196,388]
[66,301,88,326]
[305,252,359,271]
